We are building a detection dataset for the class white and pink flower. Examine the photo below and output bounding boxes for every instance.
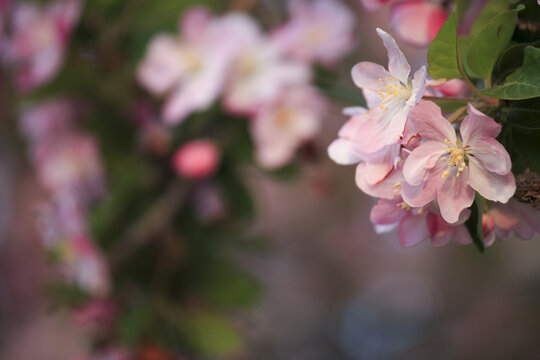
[251,86,325,168]
[224,37,311,115]
[483,199,540,245]
[8,0,82,91]
[351,28,426,153]
[402,101,516,223]
[371,197,472,247]
[138,8,256,124]
[270,0,355,66]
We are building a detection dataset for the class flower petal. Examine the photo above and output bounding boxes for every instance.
[426,212,452,246]
[398,212,429,247]
[408,101,456,142]
[351,62,392,92]
[401,177,437,207]
[403,140,447,185]
[356,161,403,199]
[451,225,472,245]
[407,66,427,106]
[370,198,408,225]
[328,139,363,165]
[467,156,516,203]
[469,137,511,175]
[436,162,475,223]
[460,104,501,145]
[376,28,411,84]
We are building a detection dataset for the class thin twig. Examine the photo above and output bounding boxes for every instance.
[109,179,190,270]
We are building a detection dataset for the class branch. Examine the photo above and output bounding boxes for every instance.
[515,171,540,210]
[109,179,190,270]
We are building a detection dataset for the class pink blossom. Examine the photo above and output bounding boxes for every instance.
[224,37,311,115]
[73,299,116,327]
[371,197,472,247]
[138,8,255,124]
[8,0,82,91]
[484,199,540,245]
[431,78,471,98]
[327,108,401,186]
[360,0,394,11]
[251,86,324,168]
[172,139,220,179]
[19,98,77,142]
[402,101,516,223]
[270,0,355,66]
[33,133,105,201]
[351,28,426,153]
[390,1,447,47]
[38,198,110,297]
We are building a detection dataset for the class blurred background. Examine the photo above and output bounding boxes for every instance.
[1,0,540,359]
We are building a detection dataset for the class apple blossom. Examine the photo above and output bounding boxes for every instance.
[251,86,324,168]
[224,37,311,115]
[33,133,105,201]
[360,0,393,11]
[327,108,401,186]
[402,101,516,223]
[8,0,82,91]
[371,197,472,247]
[351,28,426,153]
[390,0,447,47]
[172,139,220,179]
[270,0,355,66]
[484,199,540,245]
[138,8,257,124]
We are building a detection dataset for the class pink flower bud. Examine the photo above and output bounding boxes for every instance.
[172,139,219,179]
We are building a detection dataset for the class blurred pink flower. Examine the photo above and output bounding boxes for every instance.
[20,98,77,142]
[430,78,471,98]
[402,102,515,223]
[224,38,311,115]
[251,86,324,168]
[172,139,220,179]
[73,299,116,327]
[351,28,426,153]
[8,0,82,91]
[361,0,394,11]
[38,197,110,297]
[270,0,355,66]
[138,8,258,125]
[371,198,472,247]
[390,0,447,47]
[33,133,105,201]
[484,199,540,245]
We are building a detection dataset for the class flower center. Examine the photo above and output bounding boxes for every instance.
[377,76,411,111]
[442,139,469,178]
[183,49,203,74]
[396,201,411,211]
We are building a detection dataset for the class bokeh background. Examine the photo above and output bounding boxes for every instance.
[1,1,540,359]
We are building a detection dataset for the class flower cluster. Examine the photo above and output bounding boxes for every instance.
[138,1,354,169]
[20,98,109,296]
[3,0,82,91]
[329,29,538,247]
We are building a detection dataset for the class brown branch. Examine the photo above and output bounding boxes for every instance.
[109,179,190,270]
[515,171,540,210]
[228,0,258,12]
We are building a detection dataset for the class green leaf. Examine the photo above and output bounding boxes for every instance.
[481,46,540,99]
[470,0,511,37]
[424,96,472,113]
[428,13,462,80]
[504,98,540,129]
[466,6,521,80]
[184,312,243,356]
[465,195,485,253]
